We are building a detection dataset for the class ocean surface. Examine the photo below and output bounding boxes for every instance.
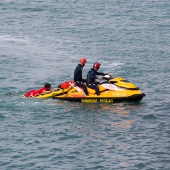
[0,0,170,169]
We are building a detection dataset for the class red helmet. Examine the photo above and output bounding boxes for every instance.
[79,57,86,65]
[93,62,101,69]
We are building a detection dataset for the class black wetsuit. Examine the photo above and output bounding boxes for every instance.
[86,68,106,95]
[74,64,88,95]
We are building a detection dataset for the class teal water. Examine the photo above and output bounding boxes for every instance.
[0,0,170,169]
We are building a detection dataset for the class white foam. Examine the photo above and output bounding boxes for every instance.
[0,34,30,42]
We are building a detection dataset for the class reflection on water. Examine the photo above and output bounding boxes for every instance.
[56,100,142,115]
[55,100,142,135]
[109,120,135,133]
[57,101,141,169]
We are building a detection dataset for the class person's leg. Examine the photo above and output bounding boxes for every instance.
[87,83,100,95]
[76,81,88,95]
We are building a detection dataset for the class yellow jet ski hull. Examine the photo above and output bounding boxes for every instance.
[53,77,145,103]
[23,88,71,99]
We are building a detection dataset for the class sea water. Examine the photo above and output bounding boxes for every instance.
[0,0,170,169]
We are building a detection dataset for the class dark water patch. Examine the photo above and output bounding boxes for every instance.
[50,147,62,152]
[134,162,146,169]
[6,162,36,170]
[0,113,6,119]
[59,134,83,141]
[142,114,157,120]
[22,7,44,12]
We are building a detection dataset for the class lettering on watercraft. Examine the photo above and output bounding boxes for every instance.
[114,93,127,97]
[81,99,97,103]
[100,99,113,103]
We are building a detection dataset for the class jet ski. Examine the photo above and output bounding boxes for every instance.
[52,76,145,103]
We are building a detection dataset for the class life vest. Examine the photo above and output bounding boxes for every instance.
[58,80,74,89]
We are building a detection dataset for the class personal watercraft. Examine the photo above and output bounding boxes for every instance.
[51,76,145,103]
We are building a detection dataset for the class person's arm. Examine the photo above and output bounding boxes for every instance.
[41,88,58,94]
[74,66,82,81]
[96,71,106,76]
[96,72,112,80]
[90,70,98,81]
[96,72,112,77]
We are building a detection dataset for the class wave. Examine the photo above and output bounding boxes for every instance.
[0,34,31,43]
[142,114,157,120]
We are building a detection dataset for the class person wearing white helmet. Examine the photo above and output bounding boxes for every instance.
[74,57,88,95]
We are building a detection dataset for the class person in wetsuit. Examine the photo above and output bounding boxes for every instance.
[86,62,112,96]
[74,57,88,95]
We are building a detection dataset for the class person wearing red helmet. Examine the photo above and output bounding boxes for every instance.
[74,57,88,95]
[86,62,111,96]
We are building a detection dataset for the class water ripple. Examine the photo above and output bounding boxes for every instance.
[0,0,170,169]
